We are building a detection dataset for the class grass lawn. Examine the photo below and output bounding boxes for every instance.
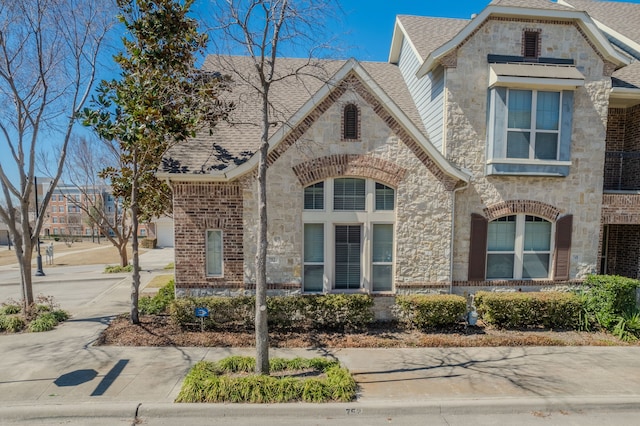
[0,241,145,267]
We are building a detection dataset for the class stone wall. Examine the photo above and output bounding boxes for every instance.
[242,84,455,289]
[445,18,611,283]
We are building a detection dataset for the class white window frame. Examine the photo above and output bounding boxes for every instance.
[302,177,395,293]
[486,214,554,280]
[504,89,562,161]
[206,229,224,277]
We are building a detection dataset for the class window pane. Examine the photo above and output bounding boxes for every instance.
[486,254,514,279]
[373,224,393,262]
[335,225,361,289]
[507,131,530,158]
[372,265,393,291]
[304,224,324,262]
[487,217,516,251]
[508,90,532,128]
[207,230,222,276]
[304,265,324,292]
[536,91,560,130]
[523,254,550,278]
[524,217,551,251]
[334,178,365,211]
[304,182,324,210]
[535,133,558,160]
[375,183,395,210]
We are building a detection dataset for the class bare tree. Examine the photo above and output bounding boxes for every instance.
[61,135,133,265]
[0,0,114,311]
[212,0,339,375]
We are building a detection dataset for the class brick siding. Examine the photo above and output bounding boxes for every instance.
[172,182,244,290]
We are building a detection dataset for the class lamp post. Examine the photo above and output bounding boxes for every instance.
[34,176,45,276]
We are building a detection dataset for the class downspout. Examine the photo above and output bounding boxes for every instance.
[449,180,469,294]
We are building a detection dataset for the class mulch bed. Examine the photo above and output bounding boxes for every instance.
[96,314,632,348]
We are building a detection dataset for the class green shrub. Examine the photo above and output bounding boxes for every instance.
[170,296,255,330]
[139,280,175,315]
[104,264,133,273]
[1,315,26,332]
[176,357,355,403]
[612,310,640,342]
[579,275,640,329]
[393,294,466,329]
[170,294,374,331]
[51,310,70,322]
[306,294,374,331]
[28,312,59,332]
[0,304,21,315]
[475,291,582,329]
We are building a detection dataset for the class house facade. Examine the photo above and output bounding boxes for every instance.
[159,0,640,299]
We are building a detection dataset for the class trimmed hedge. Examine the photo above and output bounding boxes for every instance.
[170,294,374,331]
[475,291,582,329]
[393,294,467,329]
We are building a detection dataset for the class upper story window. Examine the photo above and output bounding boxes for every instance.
[343,104,359,140]
[523,30,540,58]
[507,89,560,160]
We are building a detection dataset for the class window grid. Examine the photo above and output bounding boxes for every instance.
[304,182,324,210]
[486,214,552,280]
[506,89,561,161]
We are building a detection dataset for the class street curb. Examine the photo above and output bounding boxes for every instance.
[2,395,640,421]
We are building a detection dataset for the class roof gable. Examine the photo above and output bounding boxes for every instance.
[159,57,469,187]
[390,0,629,78]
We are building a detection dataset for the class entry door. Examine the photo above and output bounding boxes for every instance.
[335,225,361,289]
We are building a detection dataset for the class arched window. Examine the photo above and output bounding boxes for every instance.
[302,178,395,293]
[343,104,358,140]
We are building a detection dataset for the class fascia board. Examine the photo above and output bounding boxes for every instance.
[350,63,470,184]
[416,5,628,78]
[388,18,424,65]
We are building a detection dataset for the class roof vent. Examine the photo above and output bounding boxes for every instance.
[471,13,477,19]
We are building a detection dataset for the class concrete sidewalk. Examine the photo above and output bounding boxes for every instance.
[1,248,640,423]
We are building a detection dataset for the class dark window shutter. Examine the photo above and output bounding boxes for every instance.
[344,104,358,139]
[553,214,573,280]
[468,213,488,281]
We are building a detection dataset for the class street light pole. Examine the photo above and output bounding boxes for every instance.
[34,176,45,277]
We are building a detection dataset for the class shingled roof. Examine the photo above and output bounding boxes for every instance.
[160,56,431,177]
[561,0,640,44]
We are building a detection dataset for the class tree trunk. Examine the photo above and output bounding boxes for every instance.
[255,95,270,375]
[130,158,141,325]
[119,243,129,267]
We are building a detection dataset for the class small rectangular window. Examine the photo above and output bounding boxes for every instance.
[372,224,393,291]
[206,230,223,276]
[303,223,324,292]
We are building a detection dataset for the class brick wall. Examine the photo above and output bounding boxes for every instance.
[605,225,640,279]
[172,181,244,292]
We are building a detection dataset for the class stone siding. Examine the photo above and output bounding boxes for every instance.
[242,85,455,289]
[445,19,611,283]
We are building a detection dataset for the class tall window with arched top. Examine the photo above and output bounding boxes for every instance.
[302,178,395,293]
[343,104,359,140]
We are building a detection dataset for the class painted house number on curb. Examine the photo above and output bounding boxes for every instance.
[345,408,363,415]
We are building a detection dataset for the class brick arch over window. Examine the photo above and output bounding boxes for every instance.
[267,73,460,190]
[483,200,561,222]
[292,154,407,187]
